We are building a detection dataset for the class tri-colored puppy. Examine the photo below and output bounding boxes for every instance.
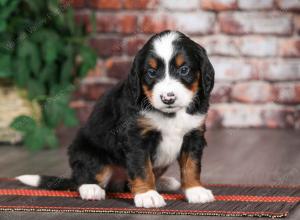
[17,30,215,208]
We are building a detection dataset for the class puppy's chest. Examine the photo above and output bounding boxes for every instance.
[141,110,205,168]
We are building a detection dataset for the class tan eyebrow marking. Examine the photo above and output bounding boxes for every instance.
[148,58,158,69]
[175,53,185,67]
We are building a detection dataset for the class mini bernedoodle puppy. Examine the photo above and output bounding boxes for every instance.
[17,30,215,208]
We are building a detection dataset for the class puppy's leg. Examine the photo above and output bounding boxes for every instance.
[72,163,107,201]
[179,131,214,203]
[127,156,166,208]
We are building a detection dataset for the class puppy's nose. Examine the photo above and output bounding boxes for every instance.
[160,92,176,105]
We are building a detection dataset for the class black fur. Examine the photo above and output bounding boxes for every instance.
[26,30,215,192]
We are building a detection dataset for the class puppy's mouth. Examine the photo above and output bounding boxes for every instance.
[160,105,182,113]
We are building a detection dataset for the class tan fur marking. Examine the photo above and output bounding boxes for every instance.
[142,85,153,101]
[137,116,155,136]
[179,153,202,189]
[175,53,185,67]
[130,159,155,194]
[148,58,158,69]
[189,80,199,94]
[95,166,113,188]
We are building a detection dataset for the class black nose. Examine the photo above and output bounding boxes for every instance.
[160,93,176,105]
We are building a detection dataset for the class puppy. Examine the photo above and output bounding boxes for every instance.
[17,30,215,208]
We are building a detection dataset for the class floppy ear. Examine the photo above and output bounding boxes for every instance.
[200,49,214,97]
[194,45,215,97]
[128,52,142,104]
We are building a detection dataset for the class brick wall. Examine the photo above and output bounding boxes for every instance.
[70,0,300,129]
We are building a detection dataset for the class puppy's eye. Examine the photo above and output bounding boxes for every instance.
[178,65,190,76]
[147,69,157,78]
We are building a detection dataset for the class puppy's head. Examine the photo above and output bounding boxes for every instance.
[129,30,214,113]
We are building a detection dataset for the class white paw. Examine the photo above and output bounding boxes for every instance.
[79,184,105,200]
[134,190,166,208]
[156,176,181,191]
[185,186,215,203]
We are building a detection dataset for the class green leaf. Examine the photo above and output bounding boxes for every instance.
[63,107,78,127]
[10,115,36,133]
[44,128,58,148]
[15,58,30,87]
[0,0,20,20]
[23,127,46,151]
[79,46,97,77]
[0,55,12,77]
[66,8,75,34]
[0,20,6,32]
[27,79,46,100]
[18,40,41,75]
[43,100,64,128]
[0,0,9,6]
[60,58,73,85]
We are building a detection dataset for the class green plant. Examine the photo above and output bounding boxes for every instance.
[0,0,97,150]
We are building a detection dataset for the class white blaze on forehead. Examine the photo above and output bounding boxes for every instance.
[153,32,179,68]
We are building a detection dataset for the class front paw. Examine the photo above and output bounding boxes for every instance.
[134,190,166,208]
[185,186,215,203]
[79,184,105,200]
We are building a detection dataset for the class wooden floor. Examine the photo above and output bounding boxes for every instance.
[0,128,299,220]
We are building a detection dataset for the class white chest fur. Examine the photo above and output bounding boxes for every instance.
[141,110,206,168]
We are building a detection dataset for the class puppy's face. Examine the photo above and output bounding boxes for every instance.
[130,31,214,113]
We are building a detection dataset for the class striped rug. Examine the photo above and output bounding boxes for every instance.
[0,178,299,218]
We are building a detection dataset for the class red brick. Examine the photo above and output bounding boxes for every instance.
[141,14,175,33]
[85,60,106,79]
[120,15,137,33]
[261,106,295,128]
[279,38,300,57]
[262,60,300,81]
[240,36,277,57]
[273,83,300,104]
[206,109,223,128]
[294,108,300,129]
[124,36,147,56]
[294,15,300,34]
[201,0,237,11]
[211,82,232,103]
[231,82,275,103]
[106,58,132,80]
[276,0,300,11]
[75,11,89,26]
[141,12,215,34]
[195,36,240,56]
[89,37,122,57]
[211,103,295,128]
[219,12,292,35]
[238,0,274,10]
[124,0,158,9]
[161,0,199,11]
[91,14,137,33]
[211,104,265,127]
[71,100,95,124]
[89,0,122,9]
[79,81,115,100]
[211,57,256,82]
[172,12,216,34]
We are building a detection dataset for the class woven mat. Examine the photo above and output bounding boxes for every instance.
[0,178,299,218]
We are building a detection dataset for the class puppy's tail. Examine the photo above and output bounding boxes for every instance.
[16,175,77,190]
